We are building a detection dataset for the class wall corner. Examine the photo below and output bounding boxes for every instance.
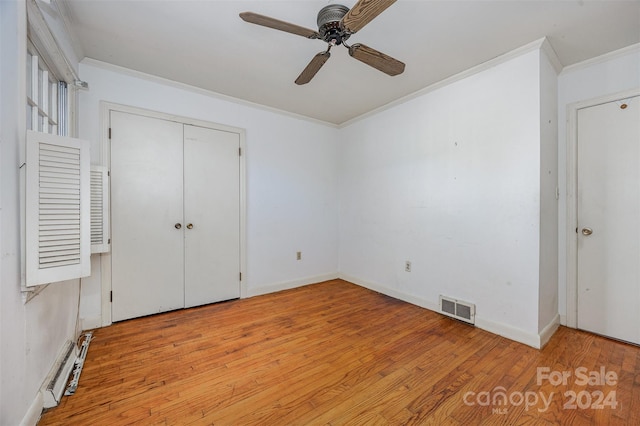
[540,37,563,75]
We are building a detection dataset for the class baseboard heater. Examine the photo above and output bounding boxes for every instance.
[41,332,93,408]
[439,295,476,325]
[42,341,76,408]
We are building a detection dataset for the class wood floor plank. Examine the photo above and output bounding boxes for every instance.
[39,280,640,425]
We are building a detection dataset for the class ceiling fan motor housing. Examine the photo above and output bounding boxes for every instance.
[317,4,351,45]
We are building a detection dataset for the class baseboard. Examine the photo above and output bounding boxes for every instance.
[20,391,43,426]
[246,272,339,298]
[339,273,439,312]
[80,316,102,331]
[539,314,561,348]
[339,273,548,349]
[559,314,567,326]
[474,316,542,349]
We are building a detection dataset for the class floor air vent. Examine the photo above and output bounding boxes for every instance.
[439,295,475,324]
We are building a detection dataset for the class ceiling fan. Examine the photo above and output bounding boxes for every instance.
[239,0,405,85]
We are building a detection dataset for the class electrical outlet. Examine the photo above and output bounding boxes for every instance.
[297,251,302,261]
[405,261,411,272]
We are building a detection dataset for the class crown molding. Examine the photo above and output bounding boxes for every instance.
[560,43,640,76]
[80,58,339,129]
[340,38,549,128]
[541,38,563,75]
[49,0,85,61]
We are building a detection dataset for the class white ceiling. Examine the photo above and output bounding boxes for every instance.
[59,0,640,125]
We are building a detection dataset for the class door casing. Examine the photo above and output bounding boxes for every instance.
[99,102,247,326]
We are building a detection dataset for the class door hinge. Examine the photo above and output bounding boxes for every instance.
[110,291,113,302]
[108,128,112,139]
[239,147,242,156]
[239,272,242,281]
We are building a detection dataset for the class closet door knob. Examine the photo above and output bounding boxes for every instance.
[175,223,182,229]
[187,223,193,229]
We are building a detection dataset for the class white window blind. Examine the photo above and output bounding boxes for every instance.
[90,166,110,253]
[26,130,91,286]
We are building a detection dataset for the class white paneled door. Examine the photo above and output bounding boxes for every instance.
[184,124,240,307]
[111,112,185,321]
[110,111,240,322]
[577,95,639,345]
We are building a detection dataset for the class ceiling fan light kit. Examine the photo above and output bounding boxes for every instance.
[239,0,405,85]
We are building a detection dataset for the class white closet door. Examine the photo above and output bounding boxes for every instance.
[577,96,640,345]
[183,124,240,307]
[111,111,185,321]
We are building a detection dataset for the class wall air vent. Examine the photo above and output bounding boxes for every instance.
[439,295,476,324]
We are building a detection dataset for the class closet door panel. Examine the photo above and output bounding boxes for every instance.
[111,111,185,321]
[184,124,240,307]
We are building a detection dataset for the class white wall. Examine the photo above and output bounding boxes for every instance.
[1,1,82,425]
[77,61,340,325]
[538,48,559,333]
[339,49,551,346]
[557,46,640,323]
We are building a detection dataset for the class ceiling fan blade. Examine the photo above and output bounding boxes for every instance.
[239,12,320,39]
[295,51,331,85]
[341,0,397,33]
[348,43,405,76]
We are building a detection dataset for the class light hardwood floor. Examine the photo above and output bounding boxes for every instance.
[39,279,639,425]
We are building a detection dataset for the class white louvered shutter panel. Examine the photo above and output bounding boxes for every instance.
[90,165,110,253]
[26,130,91,286]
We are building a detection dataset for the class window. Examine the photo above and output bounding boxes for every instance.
[26,41,68,136]
[24,0,92,288]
